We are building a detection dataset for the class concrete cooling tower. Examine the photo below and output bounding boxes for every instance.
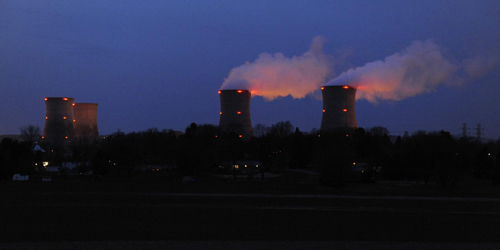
[320,85,357,131]
[218,89,253,138]
[73,103,99,140]
[42,97,75,147]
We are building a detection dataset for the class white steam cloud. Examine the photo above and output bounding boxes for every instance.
[326,40,460,103]
[220,36,333,101]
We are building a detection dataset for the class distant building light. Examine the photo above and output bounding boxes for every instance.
[218,90,221,94]
[44,98,48,101]
[45,117,48,120]
[234,165,239,169]
[321,87,325,90]
[237,90,243,93]
[237,111,241,114]
[323,109,325,113]
[343,86,349,89]
[63,98,69,101]
[63,117,67,120]
[220,112,222,115]
[65,136,68,139]
[239,135,243,138]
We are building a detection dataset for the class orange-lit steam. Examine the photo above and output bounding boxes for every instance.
[220,36,333,101]
[326,40,459,103]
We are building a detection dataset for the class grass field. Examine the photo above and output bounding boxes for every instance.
[1,175,500,249]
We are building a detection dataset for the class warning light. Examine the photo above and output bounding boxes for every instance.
[318,134,321,137]
[343,86,349,89]
[237,90,243,93]
[44,98,48,101]
[346,134,349,137]
[218,90,221,94]
[215,135,218,138]
[237,111,242,114]
[321,87,325,90]
[343,109,348,112]
[63,98,69,101]
[323,109,325,113]
[63,117,67,120]
[239,135,243,138]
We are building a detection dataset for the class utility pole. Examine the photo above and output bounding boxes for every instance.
[476,123,483,141]
[462,123,468,138]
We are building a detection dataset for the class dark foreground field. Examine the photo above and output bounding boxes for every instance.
[1,177,500,249]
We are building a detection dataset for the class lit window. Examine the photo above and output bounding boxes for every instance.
[234,165,239,169]
[256,165,259,168]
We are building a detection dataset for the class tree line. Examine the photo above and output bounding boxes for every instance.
[1,123,499,187]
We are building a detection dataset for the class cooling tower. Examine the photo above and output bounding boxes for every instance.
[42,97,75,147]
[320,85,357,131]
[73,103,99,140]
[218,89,253,138]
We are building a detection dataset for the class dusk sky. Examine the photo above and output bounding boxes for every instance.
[1,1,499,138]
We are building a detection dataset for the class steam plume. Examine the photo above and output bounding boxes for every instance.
[326,40,459,103]
[220,36,332,101]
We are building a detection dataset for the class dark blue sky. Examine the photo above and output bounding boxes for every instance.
[1,1,499,138]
